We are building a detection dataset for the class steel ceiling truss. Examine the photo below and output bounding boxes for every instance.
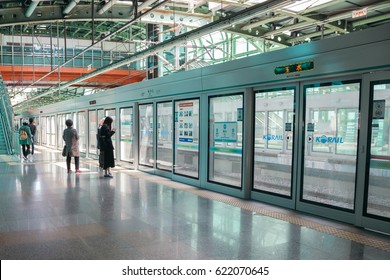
[0,0,388,112]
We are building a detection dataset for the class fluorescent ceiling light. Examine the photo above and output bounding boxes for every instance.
[285,0,333,12]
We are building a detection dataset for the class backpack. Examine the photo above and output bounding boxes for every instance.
[20,129,28,141]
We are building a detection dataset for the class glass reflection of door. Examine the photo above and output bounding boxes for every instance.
[253,88,295,196]
[157,102,172,171]
[139,104,154,167]
[303,81,360,210]
[120,107,134,162]
[366,81,390,219]
[209,94,243,188]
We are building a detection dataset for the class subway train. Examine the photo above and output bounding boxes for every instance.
[25,23,390,235]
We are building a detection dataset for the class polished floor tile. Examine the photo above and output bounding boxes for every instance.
[0,146,389,260]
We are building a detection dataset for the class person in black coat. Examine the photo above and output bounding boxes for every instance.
[100,116,116,178]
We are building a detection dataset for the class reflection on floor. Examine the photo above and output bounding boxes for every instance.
[0,146,389,260]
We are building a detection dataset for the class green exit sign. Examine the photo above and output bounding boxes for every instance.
[274,61,314,75]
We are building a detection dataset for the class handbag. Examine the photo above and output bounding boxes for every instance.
[62,145,67,157]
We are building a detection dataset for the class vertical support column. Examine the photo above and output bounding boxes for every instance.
[242,87,254,199]
[199,93,208,188]
[50,23,53,70]
[354,73,372,227]
[63,20,67,62]
[146,24,159,79]
[133,102,140,170]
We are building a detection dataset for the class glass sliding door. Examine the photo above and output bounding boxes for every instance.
[88,110,98,155]
[77,111,87,153]
[120,107,134,162]
[50,116,55,146]
[139,104,154,167]
[174,99,199,178]
[105,109,116,152]
[302,81,360,210]
[157,102,173,171]
[209,94,243,188]
[253,88,295,196]
[366,81,390,219]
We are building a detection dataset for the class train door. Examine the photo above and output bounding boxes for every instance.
[357,72,390,234]
[297,79,361,223]
[138,103,154,171]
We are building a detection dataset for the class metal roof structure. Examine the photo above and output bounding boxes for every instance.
[0,0,389,113]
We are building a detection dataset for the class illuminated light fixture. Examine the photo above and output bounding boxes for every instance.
[274,61,314,75]
[270,34,274,39]
[277,36,282,42]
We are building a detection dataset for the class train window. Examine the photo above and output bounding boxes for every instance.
[303,81,360,210]
[174,99,199,178]
[157,102,172,171]
[253,88,295,196]
[208,94,243,188]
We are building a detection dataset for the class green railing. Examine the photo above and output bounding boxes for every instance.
[0,75,14,154]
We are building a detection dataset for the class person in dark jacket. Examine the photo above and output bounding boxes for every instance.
[62,119,80,174]
[19,119,32,160]
[28,117,37,155]
[100,116,116,178]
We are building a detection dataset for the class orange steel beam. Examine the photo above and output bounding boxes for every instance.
[0,65,146,87]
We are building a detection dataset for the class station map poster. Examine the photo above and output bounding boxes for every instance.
[178,102,194,142]
[214,122,237,143]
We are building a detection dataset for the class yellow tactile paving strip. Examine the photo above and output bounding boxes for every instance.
[126,169,390,252]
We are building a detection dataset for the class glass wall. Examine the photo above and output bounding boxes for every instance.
[77,111,87,153]
[139,104,154,167]
[253,88,295,196]
[88,110,98,155]
[50,116,56,146]
[105,109,116,152]
[58,114,66,148]
[157,102,173,171]
[303,81,360,210]
[174,99,199,178]
[41,117,47,145]
[208,94,243,187]
[367,82,390,219]
[120,107,134,162]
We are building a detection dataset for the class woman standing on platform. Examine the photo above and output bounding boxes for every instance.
[100,116,116,178]
[63,119,80,174]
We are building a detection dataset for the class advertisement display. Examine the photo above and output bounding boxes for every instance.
[178,102,194,143]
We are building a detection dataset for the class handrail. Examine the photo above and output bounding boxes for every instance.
[0,112,12,154]
[371,155,390,161]
[0,87,15,154]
